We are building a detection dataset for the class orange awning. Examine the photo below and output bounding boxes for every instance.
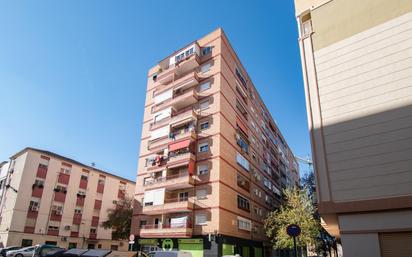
[236,117,248,136]
[169,139,191,152]
[188,160,195,175]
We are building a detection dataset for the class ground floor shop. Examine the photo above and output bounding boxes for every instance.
[136,235,271,257]
[0,231,128,251]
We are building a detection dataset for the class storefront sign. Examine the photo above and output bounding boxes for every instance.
[138,239,158,245]
[178,239,203,244]
[162,239,174,251]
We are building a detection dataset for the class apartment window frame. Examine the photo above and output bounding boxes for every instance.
[195,214,207,225]
[199,100,209,110]
[237,195,250,212]
[200,121,210,130]
[199,81,211,92]
[201,46,212,56]
[200,62,212,73]
[196,189,207,200]
[197,164,209,176]
[198,142,209,153]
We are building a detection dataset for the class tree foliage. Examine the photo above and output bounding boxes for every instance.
[102,197,133,240]
[264,187,320,249]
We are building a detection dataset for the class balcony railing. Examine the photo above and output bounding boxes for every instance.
[142,198,193,215]
[154,53,200,88]
[140,222,192,238]
[144,172,194,190]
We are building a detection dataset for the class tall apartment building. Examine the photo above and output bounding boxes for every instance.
[294,0,412,256]
[0,148,135,251]
[131,28,299,257]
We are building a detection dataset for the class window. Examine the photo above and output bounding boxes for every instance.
[237,217,251,231]
[235,67,247,88]
[34,179,44,187]
[237,195,250,212]
[139,220,147,228]
[199,100,209,110]
[60,167,71,174]
[195,214,207,225]
[198,142,209,153]
[74,208,82,214]
[111,245,118,251]
[202,46,212,56]
[80,175,88,181]
[90,228,97,234]
[51,205,63,215]
[48,226,59,231]
[199,81,211,92]
[200,63,211,73]
[196,189,207,199]
[236,152,250,171]
[179,192,189,201]
[197,164,209,175]
[237,174,250,192]
[200,121,210,130]
[39,163,48,169]
[68,243,77,249]
[236,133,249,153]
[29,201,40,211]
[22,239,33,247]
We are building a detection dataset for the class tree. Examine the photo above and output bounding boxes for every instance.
[264,187,320,250]
[102,197,133,240]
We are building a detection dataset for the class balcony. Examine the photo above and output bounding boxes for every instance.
[142,198,194,215]
[144,172,194,190]
[167,151,196,169]
[148,136,170,150]
[154,52,200,87]
[89,233,97,240]
[170,87,198,111]
[150,117,171,131]
[140,223,192,238]
[154,71,200,99]
[170,108,197,128]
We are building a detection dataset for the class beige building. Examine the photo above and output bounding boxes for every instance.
[131,28,299,257]
[0,148,135,251]
[294,0,412,256]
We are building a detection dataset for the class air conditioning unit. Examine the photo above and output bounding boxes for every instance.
[64,225,71,230]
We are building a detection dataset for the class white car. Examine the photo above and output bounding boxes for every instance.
[6,246,36,257]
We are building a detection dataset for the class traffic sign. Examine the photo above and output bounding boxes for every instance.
[286,224,301,237]
[129,234,135,241]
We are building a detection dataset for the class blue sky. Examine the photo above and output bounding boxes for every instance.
[0,1,311,181]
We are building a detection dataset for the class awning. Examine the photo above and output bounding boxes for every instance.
[169,139,191,152]
[236,117,248,136]
[188,160,195,175]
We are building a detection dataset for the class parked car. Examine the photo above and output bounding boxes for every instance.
[0,247,21,257]
[148,251,192,257]
[6,246,36,257]
[33,245,64,257]
[45,249,111,257]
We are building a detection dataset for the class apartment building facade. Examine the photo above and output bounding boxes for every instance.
[294,0,412,256]
[131,28,299,257]
[0,148,135,251]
